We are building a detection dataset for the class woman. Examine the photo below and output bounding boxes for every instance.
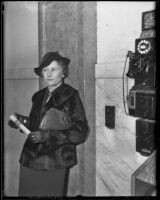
[8,51,89,197]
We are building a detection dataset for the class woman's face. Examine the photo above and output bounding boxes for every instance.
[42,60,63,88]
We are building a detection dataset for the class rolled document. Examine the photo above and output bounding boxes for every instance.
[10,114,31,135]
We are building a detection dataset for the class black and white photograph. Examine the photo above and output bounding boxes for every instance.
[2,1,157,198]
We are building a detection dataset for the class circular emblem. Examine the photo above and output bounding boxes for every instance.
[137,40,151,54]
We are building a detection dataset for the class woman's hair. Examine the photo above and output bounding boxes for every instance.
[57,60,69,78]
[40,60,69,79]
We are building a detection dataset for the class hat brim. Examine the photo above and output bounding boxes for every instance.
[34,58,70,77]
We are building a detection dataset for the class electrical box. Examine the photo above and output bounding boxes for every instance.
[105,106,115,129]
[128,89,156,120]
[136,118,155,156]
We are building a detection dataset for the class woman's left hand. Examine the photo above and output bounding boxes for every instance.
[28,130,49,143]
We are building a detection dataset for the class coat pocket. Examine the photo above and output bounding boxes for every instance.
[58,144,77,168]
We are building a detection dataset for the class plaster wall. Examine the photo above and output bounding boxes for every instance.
[96,1,155,196]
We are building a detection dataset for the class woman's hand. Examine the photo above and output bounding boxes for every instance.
[28,130,50,144]
[8,113,28,129]
[8,119,19,129]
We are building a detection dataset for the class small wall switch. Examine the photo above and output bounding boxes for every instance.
[105,106,115,129]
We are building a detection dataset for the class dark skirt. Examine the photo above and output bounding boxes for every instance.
[19,165,70,197]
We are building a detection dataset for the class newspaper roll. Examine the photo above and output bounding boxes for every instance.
[10,114,31,135]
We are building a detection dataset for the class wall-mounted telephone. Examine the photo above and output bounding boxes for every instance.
[124,10,156,156]
[125,10,156,120]
[126,37,156,88]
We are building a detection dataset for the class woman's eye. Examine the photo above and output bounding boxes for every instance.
[43,69,47,72]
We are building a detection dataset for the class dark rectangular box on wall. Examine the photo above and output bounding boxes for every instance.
[136,118,155,156]
[142,10,155,31]
[105,106,115,129]
[128,90,156,120]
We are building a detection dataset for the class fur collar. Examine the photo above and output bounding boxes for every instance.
[32,83,77,107]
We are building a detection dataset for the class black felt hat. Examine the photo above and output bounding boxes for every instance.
[34,51,70,76]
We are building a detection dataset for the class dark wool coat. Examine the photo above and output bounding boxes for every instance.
[19,83,89,170]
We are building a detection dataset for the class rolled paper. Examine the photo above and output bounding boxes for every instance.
[10,114,31,135]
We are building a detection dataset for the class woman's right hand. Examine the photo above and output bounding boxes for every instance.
[8,119,18,129]
[8,113,27,129]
